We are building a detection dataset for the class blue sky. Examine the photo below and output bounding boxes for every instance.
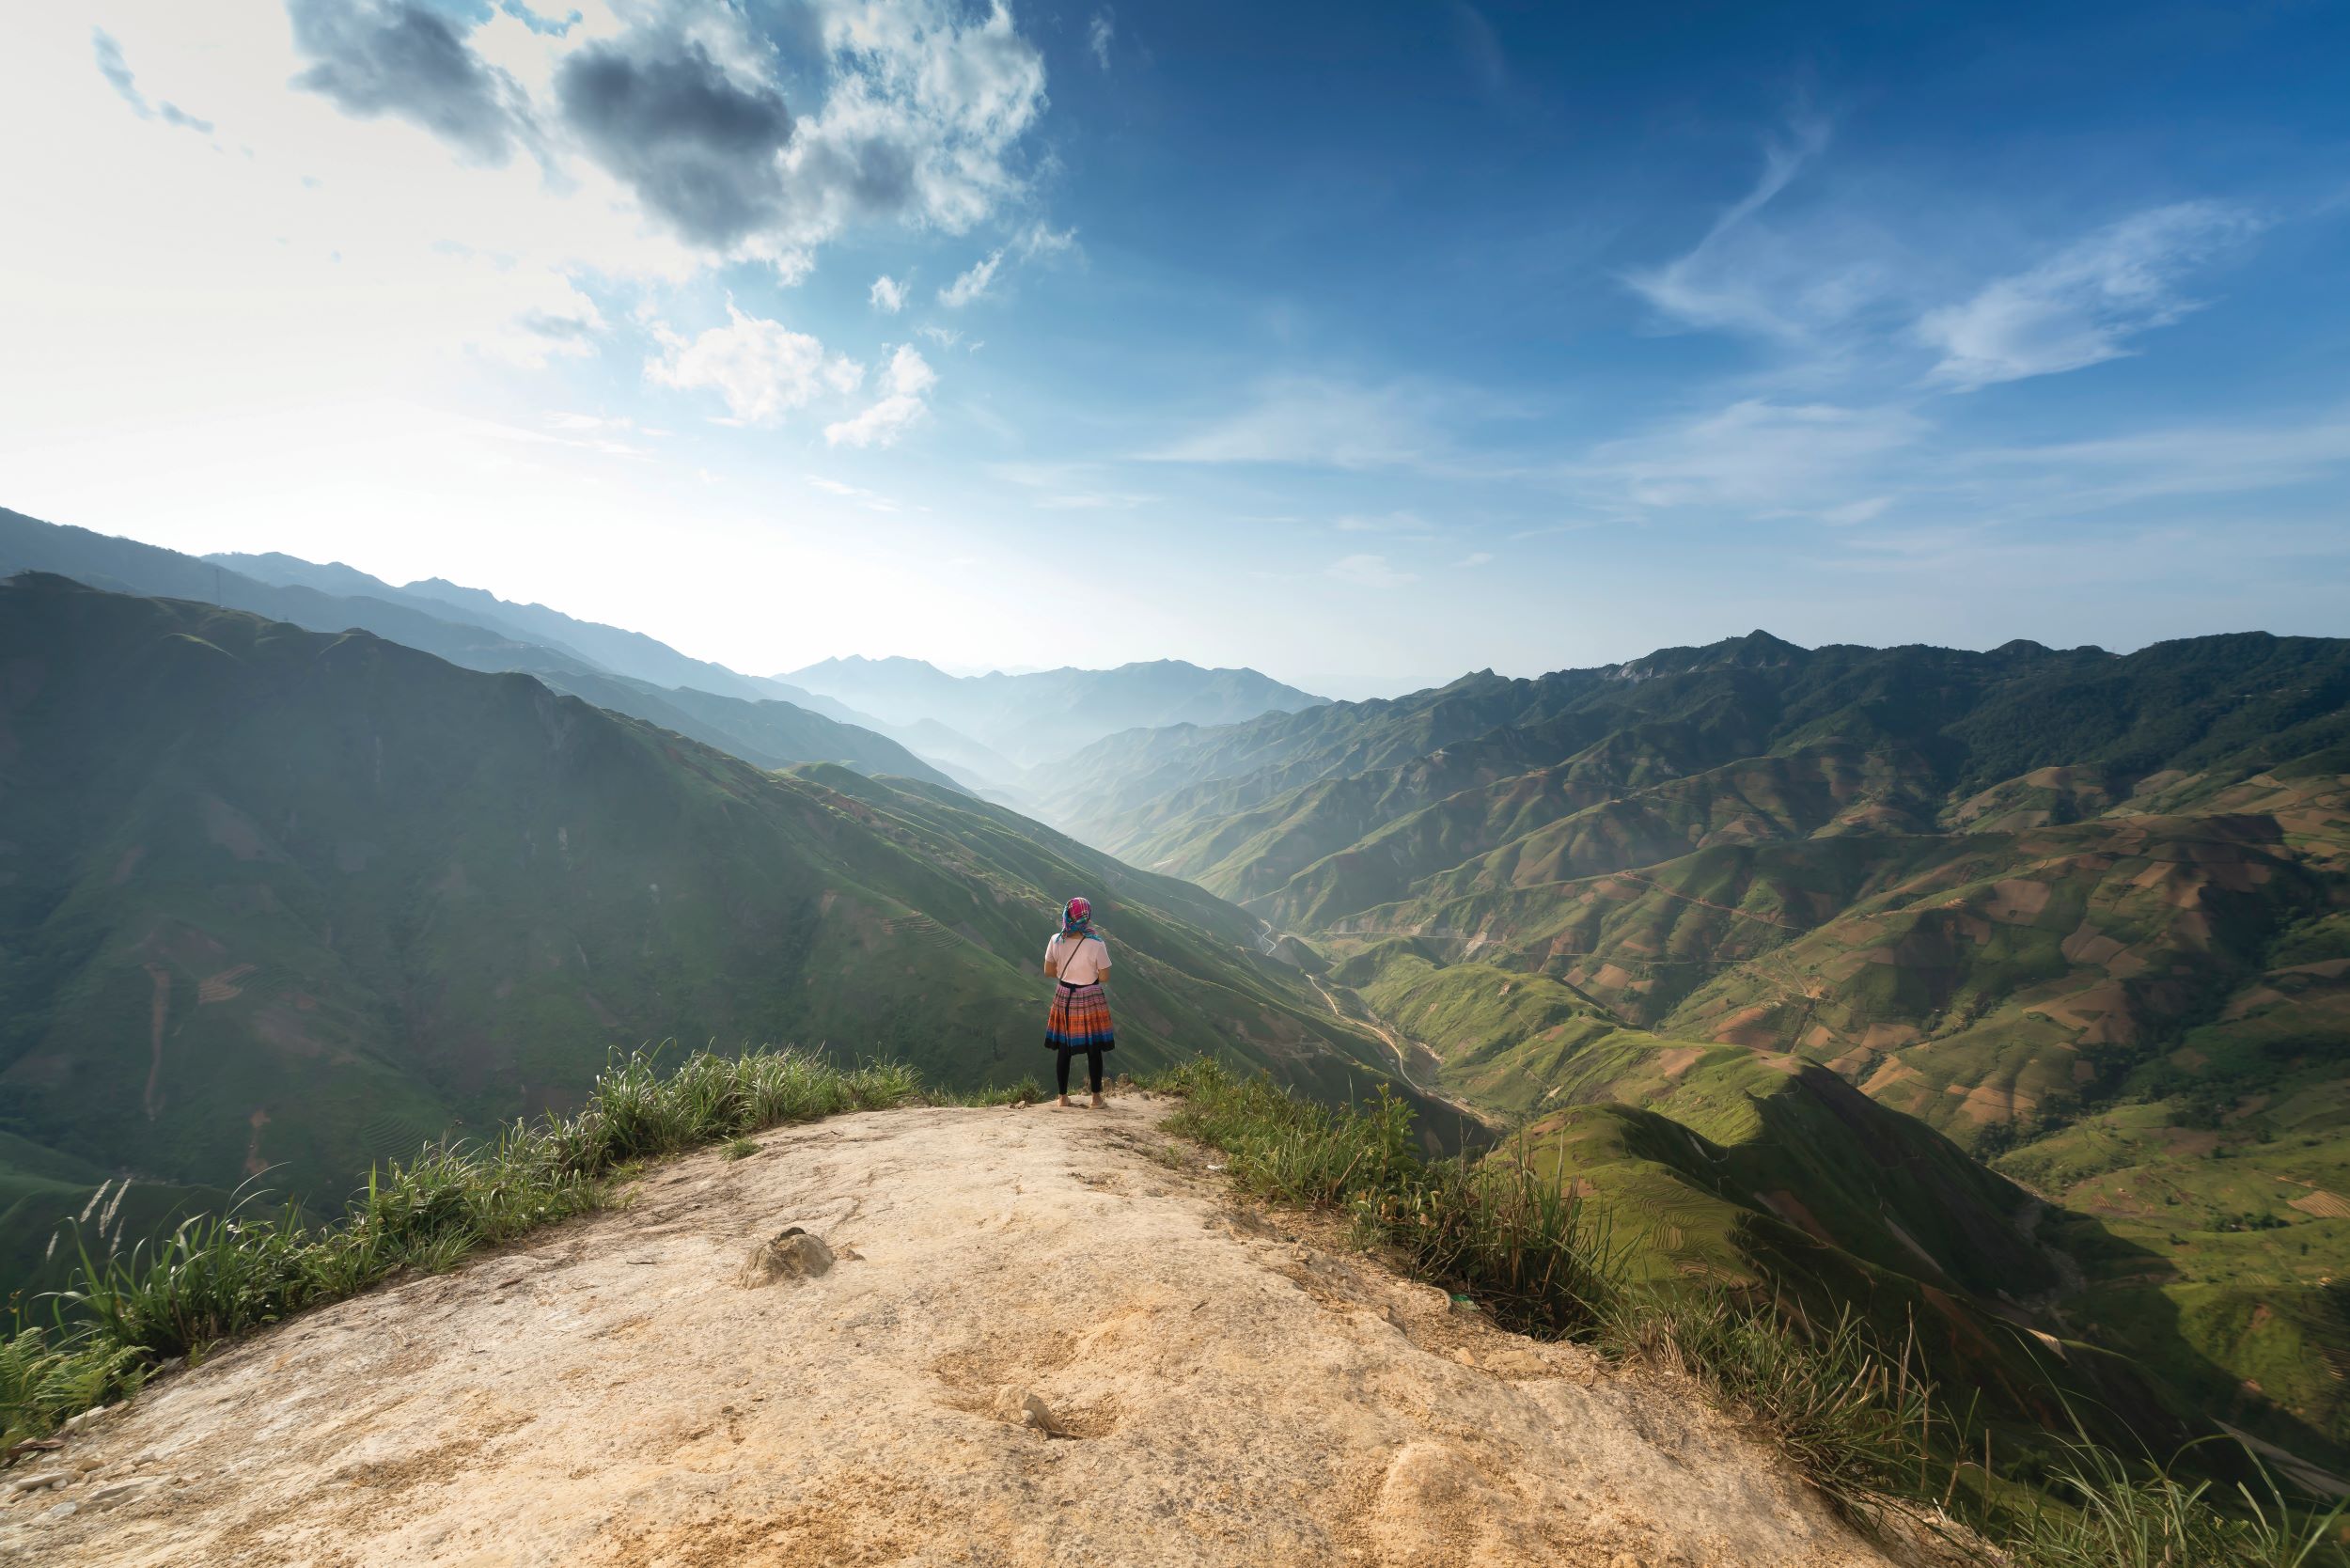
[4,1,2346,696]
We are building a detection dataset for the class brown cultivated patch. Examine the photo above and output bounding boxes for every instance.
[2292,1190,2350,1220]
[1986,879,2051,922]
[199,963,258,1005]
[1653,1045,1705,1079]
[1943,1083,2034,1124]
[2060,921,2126,968]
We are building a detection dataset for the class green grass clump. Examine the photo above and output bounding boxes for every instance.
[1599,1288,1938,1525]
[1149,1057,2349,1566]
[930,1077,1049,1107]
[0,1325,149,1449]
[8,1046,914,1444]
[1153,1057,1612,1338]
[2004,1427,2345,1567]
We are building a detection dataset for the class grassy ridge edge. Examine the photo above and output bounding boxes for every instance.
[4,1046,918,1447]
[1146,1057,2347,1568]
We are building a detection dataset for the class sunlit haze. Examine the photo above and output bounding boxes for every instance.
[7,2,2348,697]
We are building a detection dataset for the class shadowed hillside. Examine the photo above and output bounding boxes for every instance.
[1059,629,2350,1462]
[0,575,1427,1292]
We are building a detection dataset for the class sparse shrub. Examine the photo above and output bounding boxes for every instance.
[1148,1056,2350,1567]
[18,1044,916,1441]
[2004,1426,2345,1568]
[0,1325,147,1449]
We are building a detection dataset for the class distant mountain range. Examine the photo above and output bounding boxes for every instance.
[5,516,1320,801]
[0,573,1428,1290]
[13,504,2350,1477]
[0,510,959,789]
[783,653,1328,775]
[1056,626,2350,1466]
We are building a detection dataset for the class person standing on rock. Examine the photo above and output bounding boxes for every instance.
[1043,896,1115,1108]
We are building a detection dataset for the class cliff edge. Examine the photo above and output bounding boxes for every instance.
[8,1097,1897,1567]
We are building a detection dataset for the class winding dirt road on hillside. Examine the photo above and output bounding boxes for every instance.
[9,1098,1901,1568]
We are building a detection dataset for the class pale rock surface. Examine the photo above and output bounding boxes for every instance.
[7,1099,1900,1567]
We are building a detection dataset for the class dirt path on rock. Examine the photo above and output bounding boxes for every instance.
[11,1098,1900,1568]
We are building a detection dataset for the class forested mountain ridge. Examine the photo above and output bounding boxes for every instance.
[1057,627,2350,1461]
[0,575,1423,1291]
[0,509,956,789]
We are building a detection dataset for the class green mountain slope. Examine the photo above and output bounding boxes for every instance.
[1066,628,2350,1459]
[0,575,1424,1294]
[2,510,955,788]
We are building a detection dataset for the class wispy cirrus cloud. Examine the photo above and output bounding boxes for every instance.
[1624,117,1879,344]
[1328,553,1416,588]
[987,460,1157,510]
[91,26,213,133]
[1142,376,1482,472]
[1918,201,2261,390]
[1571,398,1925,515]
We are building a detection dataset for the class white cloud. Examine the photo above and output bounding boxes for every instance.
[1625,118,1871,342]
[1918,202,2259,390]
[1457,551,1494,567]
[1018,221,1078,259]
[939,248,1004,306]
[870,274,908,313]
[648,306,863,424]
[1817,494,1891,525]
[987,460,1156,510]
[1574,399,1925,514]
[807,475,900,511]
[1088,11,1114,71]
[917,323,964,348]
[824,344,936,447]
[1146,378,1458,471]
[1960,406,2350,513]
[1329,554,1415,588]
[1334,510,1435,536]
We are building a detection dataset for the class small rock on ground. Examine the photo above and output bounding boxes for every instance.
[735,1227,835,1288]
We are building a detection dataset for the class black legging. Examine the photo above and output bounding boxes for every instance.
[1056,1046,1104,1095]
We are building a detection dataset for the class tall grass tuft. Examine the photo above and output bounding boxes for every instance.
[1153,1058,1614,1337]
[8,1045,915,1444]
[1146,1057,2350,1567]
[2003,1424,2347,1568]
[1597,1287,1937,1525]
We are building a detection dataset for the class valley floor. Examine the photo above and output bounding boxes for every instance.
[8,1098,1895,1567]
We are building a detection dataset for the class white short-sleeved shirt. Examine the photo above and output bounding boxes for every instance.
[1047,933,1110,985]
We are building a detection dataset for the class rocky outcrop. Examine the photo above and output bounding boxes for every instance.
[6,1100,1898,1567]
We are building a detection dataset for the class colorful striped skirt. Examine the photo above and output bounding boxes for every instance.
[1045,981,1116,1051]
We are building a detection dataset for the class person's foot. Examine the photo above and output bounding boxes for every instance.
[1089,1093,1105,1109]
[1056,1094,1073,1107]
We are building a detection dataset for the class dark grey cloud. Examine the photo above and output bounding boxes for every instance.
[555,38,792,248]
[287,0,526,165]
[93,27,215,133]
